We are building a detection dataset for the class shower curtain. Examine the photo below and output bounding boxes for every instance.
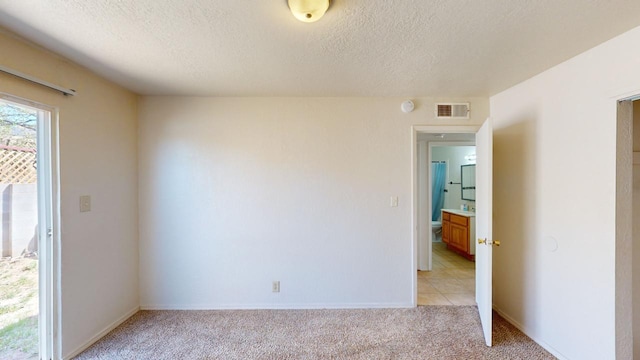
[431,162,446,221]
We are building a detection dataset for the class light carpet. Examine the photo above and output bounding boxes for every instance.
[74,306,555,359]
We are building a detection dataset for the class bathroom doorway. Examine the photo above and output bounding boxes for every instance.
[415,132,477,305]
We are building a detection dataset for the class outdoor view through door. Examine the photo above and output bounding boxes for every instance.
[0,98,44,360]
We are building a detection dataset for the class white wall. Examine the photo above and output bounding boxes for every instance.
[0,28,139,358]
[490,25,640,360]
[138,97,488,309]
[431,146,476,214]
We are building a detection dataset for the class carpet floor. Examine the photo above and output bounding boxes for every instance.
[74,306,555,359]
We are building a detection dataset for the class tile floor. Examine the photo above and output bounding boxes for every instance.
[417,241,476,306]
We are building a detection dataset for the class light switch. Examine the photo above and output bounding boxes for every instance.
[390,196,398,207]
[80,195,91,212]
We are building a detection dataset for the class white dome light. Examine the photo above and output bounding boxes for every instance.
[288,0,330,23]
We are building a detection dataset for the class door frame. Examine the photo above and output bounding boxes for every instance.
[615,91,640,359]
[0,93,61,359]
[411,125,479,306]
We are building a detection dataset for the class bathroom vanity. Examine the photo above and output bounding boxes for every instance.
[441,209,476,261]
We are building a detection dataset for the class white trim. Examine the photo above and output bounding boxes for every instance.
[51,109,62,360]
[493,306,569,360]
[140,303,413,311]
[411,128,419,307]
[62,306,140,360]
[633,152,640,165]
[0,92,57,114]
[613,95,636,359]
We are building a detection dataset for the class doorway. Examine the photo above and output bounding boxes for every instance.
[417,136,476,305]
[0,95,57,360]
[412,126,480,307]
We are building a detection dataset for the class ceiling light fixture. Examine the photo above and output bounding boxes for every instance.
[288,0,330,23]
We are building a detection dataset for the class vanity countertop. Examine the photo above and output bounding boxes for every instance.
[442,209,476,217]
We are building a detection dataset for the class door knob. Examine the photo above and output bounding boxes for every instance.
[478,238,487,245]
[494,240,501,246]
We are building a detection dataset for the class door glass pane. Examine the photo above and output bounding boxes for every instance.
[0,99,39,360]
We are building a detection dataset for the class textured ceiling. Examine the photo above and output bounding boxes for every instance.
[1,0,639,97]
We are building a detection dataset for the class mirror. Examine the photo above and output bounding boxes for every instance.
[461,164,476,201]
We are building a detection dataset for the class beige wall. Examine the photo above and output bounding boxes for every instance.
[137,96,488,309]
[0,28,139,358]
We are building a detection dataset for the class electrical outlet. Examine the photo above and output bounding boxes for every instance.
[272,281,280,293]
[80,195,91,212]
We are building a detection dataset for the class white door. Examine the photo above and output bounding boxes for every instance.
[475,118,494,346]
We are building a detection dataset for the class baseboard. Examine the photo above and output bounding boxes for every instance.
[493,306,569,360]
[140,302,414,311]
[63,305,139,360]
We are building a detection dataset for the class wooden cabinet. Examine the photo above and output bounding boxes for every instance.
[442,212,450,244]
[450,223,468,253]
[441,210,475,261]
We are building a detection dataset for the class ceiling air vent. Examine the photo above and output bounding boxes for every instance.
[435,103,470,119]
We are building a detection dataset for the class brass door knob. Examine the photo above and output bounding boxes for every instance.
[494,240,501,246]
[478,238,487,245]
